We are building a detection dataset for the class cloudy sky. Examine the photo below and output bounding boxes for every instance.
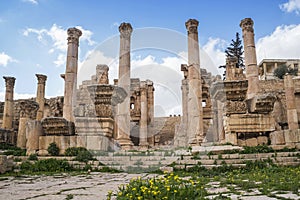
[0,0,300,116]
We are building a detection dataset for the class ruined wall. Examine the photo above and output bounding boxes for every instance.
[153,116,181,145]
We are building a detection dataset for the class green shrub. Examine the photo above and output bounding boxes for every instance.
[20,158,73,173]
[75,150,94,163]
[0,143,26,156]
[47,142,59,156]
[65,147,88,156]
[28,154,38,161]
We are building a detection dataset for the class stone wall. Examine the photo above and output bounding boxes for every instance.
[153,116,181,145]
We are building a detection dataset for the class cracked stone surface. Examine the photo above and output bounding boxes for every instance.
[0,172,155,200]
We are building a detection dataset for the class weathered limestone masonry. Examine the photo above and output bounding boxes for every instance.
[240,18,259,99]
[284,74,298,130]
[185,19,204,145]
[2,77,15,130]
[62,27,82,122]
[35,74,47,121]
[117,23,133,149]
[139,81,149,149]
[17,100,38,149]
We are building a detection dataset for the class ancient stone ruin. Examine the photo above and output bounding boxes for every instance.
[0,18,300,155]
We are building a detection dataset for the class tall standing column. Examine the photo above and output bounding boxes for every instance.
[284,74,298,130]
[185,19,204,145]
[146,80,154,146]
[35,74,47,121]
[62,27,82,122]
[139,81,148,149]
[240,18,259,99]
[2,76,15,130]
[117,23,133,149]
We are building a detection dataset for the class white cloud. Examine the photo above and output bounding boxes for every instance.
[23,24,96,67]
[0,92,35,102]
[280,0,300,14]
[256,24,300,62]
[22,0,38,5]
[202,37,227,70]
[0,52,17,67]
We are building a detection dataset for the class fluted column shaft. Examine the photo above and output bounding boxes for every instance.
[240,18,259,99]
[185,19,204,145]
[2,76,15,130]
[36,74,47,121]
[62,27,82,122]
[139,82,148,148]
[117,23,133,149]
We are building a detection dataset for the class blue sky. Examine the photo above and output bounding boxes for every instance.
[1,0,300,116]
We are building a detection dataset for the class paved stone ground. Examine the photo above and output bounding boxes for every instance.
[0,172,155,200]
[0,173,299,200]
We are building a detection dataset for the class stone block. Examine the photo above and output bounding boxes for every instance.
[270,131,285,145]
[225,133,237,145]
[69,136,77,147]
[237,139,246,146]
[54,136,70,155]
[284,130,298,143]
[245,138,258,146]
[77,135,87,147]
[257,136,268,145]
[39,136,55,153]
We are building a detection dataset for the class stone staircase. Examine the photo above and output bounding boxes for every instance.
[173,151,300,170]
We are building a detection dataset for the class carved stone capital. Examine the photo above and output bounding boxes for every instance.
[185,19,199,34]
[3,76,16,88]
[240,18,254,33]
[19,100,39,118]
[67,27,82,45]
[119,22,133,39]
[36,74,47,84]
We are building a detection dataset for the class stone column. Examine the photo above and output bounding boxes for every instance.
[240,18,259,99]
[62,27,82,122]
[116,23,133,149]
[139,81,149,149]
[17,100,38,149]
[185,19,204,145]
[2,77,15,130]
[284,74,298,130]
[146,80,154,146]
[97,64,109,84]
[35,74,47,121]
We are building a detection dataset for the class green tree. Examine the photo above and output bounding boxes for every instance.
[273,64,297,79]
[225,32,245,69]
[219,32,245,78]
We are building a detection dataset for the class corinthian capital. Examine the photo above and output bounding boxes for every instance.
[3,76,16,88]
[67,27,82,45]
[119,22,133,39]
[185,19,199,34]
[36,74,47,84]
[240,18,254,33]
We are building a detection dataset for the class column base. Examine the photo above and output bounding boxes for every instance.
[138,142,149,151]
[117,138,133,150]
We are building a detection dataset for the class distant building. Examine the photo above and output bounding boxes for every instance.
[258,59,300,80]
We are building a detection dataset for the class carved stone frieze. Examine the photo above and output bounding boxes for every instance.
[41,117,75,136]
[225,101,247,115]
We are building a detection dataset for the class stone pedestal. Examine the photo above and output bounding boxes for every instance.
[185,19,204,145]
[284,74,298,130]
[62,27,82,122]
[26,120,43,155]
[17,100,39,149]
[2,77,15,130]
[35,74,47,121]
[240,18,259,99]
[116,22,133,149]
